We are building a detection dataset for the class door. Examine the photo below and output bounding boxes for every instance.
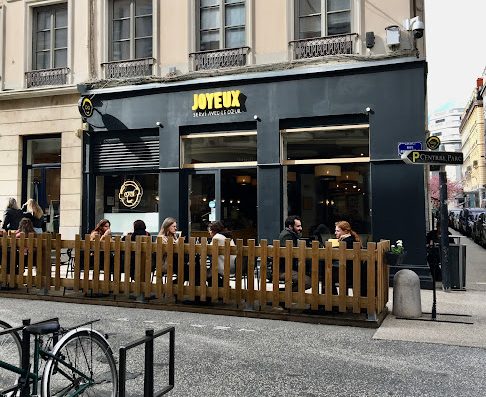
[187,168,258,240]
[27,166,61,233]
[188,170,220,236]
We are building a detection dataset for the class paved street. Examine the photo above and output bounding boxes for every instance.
[1,295,485,397]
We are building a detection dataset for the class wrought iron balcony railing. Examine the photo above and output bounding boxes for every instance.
[289,33,358,60]
[101,58,155,79]
[25,67,70,88]
[189,47,250,71]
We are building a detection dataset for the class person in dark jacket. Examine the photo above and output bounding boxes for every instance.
[277,215,310,291]
[2,198,23,231]
[22,199,46,233]
[123,219,150,241]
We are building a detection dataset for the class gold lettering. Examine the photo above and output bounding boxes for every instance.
[222,91,232,108]
[231,90,241,107]
[206,93,215,109]
[198,94,207,110]
[214,92,222,109]
[191,94,199,110]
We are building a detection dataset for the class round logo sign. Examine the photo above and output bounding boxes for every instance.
[78,97,94,118]
[426,135,441,150]
[119,180,143,209]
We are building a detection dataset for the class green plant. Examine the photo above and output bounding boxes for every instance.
[390,240,405,255]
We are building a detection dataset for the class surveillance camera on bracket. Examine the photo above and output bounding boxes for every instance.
[404,16,424,39]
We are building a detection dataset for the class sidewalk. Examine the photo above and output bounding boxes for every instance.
[374,230,486,349]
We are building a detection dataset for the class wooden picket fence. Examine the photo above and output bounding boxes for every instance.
[0,234,390,321]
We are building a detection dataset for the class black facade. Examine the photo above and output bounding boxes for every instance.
[82,58,428,272]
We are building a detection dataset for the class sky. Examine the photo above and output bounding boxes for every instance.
[424,0,486,115]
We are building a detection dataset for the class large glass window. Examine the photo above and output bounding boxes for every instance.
[24,137,61,233]
[199,0,246,51]
[181,131,257,167]
[296,0,351,39]
[286,164,371,238]
[282,122,371,239]
[33,4,68,70]
[111,0,152,61]
[281,124,369,162]
[95,174,159,235]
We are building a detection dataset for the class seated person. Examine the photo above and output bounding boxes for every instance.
[88,219,113,274]
[208,221,236,287]
[16,217,36,237]
[123,219,150,241]
[122,220,151,280]
[333,221,366,296]
[90,219,111,241]
[158,217,180,275]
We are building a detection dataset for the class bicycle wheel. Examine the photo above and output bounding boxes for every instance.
[0,319,22,396]
[42,329,118,397]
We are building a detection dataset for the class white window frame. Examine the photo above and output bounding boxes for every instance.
[289,0,362,53]
[101,0,159,73]
[31,3,68,70]
[24,0,73,85]
[195,0,251,52]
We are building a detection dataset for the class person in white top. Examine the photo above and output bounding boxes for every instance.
[208,221,236,276]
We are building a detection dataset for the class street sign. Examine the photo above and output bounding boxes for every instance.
[401,150,463,165]
[398,141,423,156]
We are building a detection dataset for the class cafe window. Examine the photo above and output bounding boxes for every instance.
[281,124,369,163]
[95,174,159,235]
[282,123,371,238]
[181,131,257,168]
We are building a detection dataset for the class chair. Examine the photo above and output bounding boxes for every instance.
[62,248,74,278]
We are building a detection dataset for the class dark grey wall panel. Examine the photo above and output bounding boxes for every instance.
[371,162,427,265]
[257,166,282,241]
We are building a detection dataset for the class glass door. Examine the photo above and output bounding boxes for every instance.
[187,168,258,241]
[188,171,220,236]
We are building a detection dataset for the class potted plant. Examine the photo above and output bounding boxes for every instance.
[385,240,406,267]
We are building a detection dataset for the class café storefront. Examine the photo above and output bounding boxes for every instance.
[81,58,428,274]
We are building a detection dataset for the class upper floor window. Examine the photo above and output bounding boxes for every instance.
[198,0,245,51]
[111,0,152,61]
[33,4,67,70]
[296,0,351,39]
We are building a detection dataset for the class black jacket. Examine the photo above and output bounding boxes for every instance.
[2,208,23,231]
[278,228,300,247]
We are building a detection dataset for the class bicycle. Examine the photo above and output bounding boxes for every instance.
[0,317,118,396]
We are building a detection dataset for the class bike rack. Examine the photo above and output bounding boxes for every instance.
[119,326,175,397]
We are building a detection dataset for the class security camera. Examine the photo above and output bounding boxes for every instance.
[155,121,162,127]
[412,20,425,39]
[404,16,424,39]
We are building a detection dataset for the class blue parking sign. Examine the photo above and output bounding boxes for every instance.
[398,141,423,156]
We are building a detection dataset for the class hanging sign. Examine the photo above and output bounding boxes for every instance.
[192,90,243,117]
[78,97,94,118]
[426,135,441,150]
[119,180,143,208]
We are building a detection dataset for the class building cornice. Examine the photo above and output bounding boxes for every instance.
[82,56,426,97]
[0,85,78,101]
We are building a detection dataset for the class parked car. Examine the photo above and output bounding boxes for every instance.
[459,208,485,236]
[473,212,486,246]
[448,209,461,230]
